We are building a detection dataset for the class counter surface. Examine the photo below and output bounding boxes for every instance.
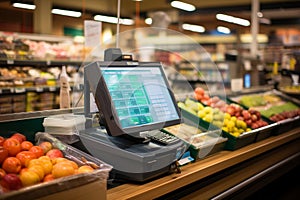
[107,127,300,200]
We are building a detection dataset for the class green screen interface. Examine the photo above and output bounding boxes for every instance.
[102,66,179,129]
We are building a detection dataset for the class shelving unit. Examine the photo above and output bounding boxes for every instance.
[0,58,83,114]
[167,59,231,93]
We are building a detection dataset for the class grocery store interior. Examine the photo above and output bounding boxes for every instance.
[0,0,299,199]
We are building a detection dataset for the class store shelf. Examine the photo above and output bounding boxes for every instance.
[0,59,83,67]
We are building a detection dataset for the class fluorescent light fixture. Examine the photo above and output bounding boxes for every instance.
[216,13,250,26]
[217,26,231,34]
[13,3,36,10]
[52,9,82,18]
[145,18,152,25]
[171,1,195,12]
[121,18,134,25]
[94,15,134,25]
[182,23,205,33]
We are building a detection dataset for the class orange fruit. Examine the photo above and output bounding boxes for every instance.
[39,159,53,175]
[28,165,45,181]
[20,170,40,186]
[52,162,75,179]
[77,165,94,174]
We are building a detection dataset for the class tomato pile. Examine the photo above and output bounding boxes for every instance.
[0,133,96,194]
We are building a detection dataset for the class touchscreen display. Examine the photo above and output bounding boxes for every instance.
[101,66,180,129]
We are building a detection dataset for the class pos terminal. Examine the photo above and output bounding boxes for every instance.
[79,48,186,182]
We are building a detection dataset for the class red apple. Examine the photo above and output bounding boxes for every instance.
[226,107,235,116]
[46,149,64,160]
[29,146,44,158]
[2,157,22,174]
[251,114,258,122]
[0,146,8,165]
[245,119,252,126]
[242,110,251,120]
[38,141,53,154]
[1,174,22,190]
[21,141,34,151]
[0,136,5,146]
[3,138,21,157]
[10,133,26,143]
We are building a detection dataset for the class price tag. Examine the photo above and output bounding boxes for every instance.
[46,60,51,65]
[7,60,14,65]
[49,87,56,92]
[36,87,43,92]
[15,88,25,93]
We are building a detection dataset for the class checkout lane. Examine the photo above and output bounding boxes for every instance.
[107,127,300,199]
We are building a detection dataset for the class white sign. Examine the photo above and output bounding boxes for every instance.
[84,20,102,47]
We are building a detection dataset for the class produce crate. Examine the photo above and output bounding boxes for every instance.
[273,116,300,135]
[254,122,278,142]
[179,103,258,151]
[0,132,112,200]
[222,129,257,150]
[162,123,227,160]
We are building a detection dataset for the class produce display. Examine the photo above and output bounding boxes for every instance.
[280,85,300,94]
[230,91,300,122]
[178,98,252,137]
[193,87,268,129]
[0,33,84,61]
[0,132,99,194]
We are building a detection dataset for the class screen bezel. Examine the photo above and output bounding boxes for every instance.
[93,61,182,137]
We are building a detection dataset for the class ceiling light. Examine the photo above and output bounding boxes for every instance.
[257,12,263,18]
[171,1,196,12]
[52,9,82,18]
[182,23,205,33]
[94,15,134,25]
[216,13,250,26]
[12,3,36,10]
[145,18,152,25]
[121,18,134,25]
[217,26,231,34]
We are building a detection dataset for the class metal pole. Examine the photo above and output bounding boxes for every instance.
[116,0,121,48]
[250,0,259,58]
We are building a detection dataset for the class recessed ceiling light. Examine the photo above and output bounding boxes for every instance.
[216,13,250,26]
[171,1,196,12]
[145,18,152,25]
[12,3,36,10]
[182,23,205,33]
[52,9,82,18]
[94,15,134,25]
[217,26,231,34]
[257,12,263,18]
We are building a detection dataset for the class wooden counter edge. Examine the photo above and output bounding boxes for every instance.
[107,127,300,200]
